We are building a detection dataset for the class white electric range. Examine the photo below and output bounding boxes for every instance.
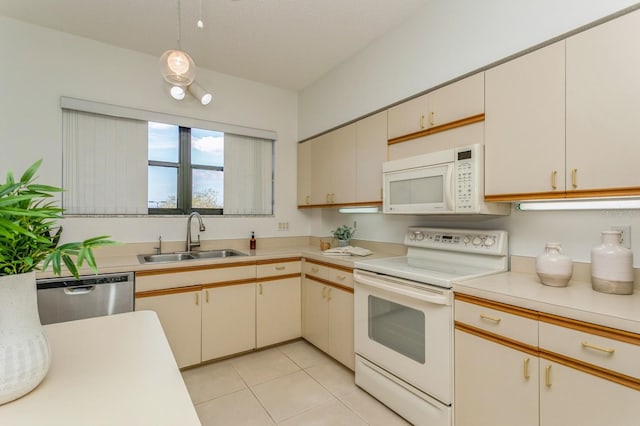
[353,227,508,426]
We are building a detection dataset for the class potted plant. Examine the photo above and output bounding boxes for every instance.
[331,224,355,247]
[0,160,116,405]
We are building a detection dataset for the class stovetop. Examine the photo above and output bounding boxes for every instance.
[355,227,509,288]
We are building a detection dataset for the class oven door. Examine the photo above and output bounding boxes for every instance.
[354,270,453,404]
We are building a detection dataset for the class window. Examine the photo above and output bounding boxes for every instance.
[147,122,273,215]
[61,98,275,216]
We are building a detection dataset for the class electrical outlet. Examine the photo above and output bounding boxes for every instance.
[611,225,631,249]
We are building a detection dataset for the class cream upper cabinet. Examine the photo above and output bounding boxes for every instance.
[297,141,311,206]
[455,329,539,426]
[388,73,484,140]
[309,124,357,205]
[355,111,387,203]
[201,283,256,361]
[136,289,202,368]
[484,41,566,198]
[256,276,302,348]
[566,10,640,195]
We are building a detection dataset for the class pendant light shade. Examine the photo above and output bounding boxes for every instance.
[188,82,213,105]
[160,49,196,86]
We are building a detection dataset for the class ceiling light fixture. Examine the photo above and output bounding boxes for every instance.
[188,82,213,105]
[160,0,196,87]
[197,0,204,29]
[169,85,186,100]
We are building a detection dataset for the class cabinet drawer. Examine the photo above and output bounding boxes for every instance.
[257,260,301,279]
[328,268,353,289]
[304,261,329,280]
[136,265,256,292]
[539,321,640,379]
[455,299,538,347]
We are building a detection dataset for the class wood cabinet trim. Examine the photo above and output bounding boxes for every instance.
[135,285,203,298]
[304,258,353,273]
[455,293,539,320]
[539,312,640,346]
[565,187,640,198]
[485,187,640,202]
[539,348,640,391]
[305,275,354,294]
[202,278,257,289]
[485,192,566,202]
[387,113,484,145]
[256,273,302,283]
[135,260,256,276]
[256,257,301,265]
[455,321,539,356]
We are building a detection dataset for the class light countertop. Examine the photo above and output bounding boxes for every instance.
[0,311,200,426]
[454,272,640,334]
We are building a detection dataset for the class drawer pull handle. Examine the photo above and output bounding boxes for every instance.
[420,114,425,129]
[582,341,615,354]
[480,313,501,323]
[551,170,557,190]
[571,168,578,188]
[336,275,346,281]
[275,266,286,271]
[545,364,552,387]
[523,358,530,380]
[311,267,319,273]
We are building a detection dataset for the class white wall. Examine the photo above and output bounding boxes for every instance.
[300,0,640,266]
[0,17,308,244]
[299,0,640,139]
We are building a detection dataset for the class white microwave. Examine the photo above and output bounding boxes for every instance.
[382,144,510,215]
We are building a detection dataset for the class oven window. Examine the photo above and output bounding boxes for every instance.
[368,296,425,363]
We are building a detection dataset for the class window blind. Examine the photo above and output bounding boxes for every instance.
[223,134,274,215]
[62,109,148,214]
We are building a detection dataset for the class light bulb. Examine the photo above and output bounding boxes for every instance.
[197,19,204,29]
[170,86,185,100]
[167,51,190,75]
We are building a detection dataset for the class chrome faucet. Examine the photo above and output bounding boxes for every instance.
[186,212,206,252]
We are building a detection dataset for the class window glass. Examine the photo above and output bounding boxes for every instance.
[148,122,179,163]
[148,166,178,209]
[192,169,223,208]
[191,128,224,167]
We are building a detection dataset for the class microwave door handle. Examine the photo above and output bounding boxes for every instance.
[355,273,450,306]
[444,166,454,210]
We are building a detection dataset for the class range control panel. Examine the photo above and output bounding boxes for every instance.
[404,227,508,255]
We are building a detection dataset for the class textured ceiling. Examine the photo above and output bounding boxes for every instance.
[0,0,429,90]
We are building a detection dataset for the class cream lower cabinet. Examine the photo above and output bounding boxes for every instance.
[201,283,256,361]
[135,288,202,368]
[256,277,301,348]
[455,329,539,426]
[302,260,355,370]
[455,294,640,426]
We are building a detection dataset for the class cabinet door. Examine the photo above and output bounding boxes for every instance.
[136,290,202,368]
[455,329,538,426]
[256,277,301,348]
[429,73,484,127]
[327,287,355,370]
[302,278,329,352]
[355,111,387,203]
[309,127,356,205]
[387,93,429,139]
[297,141,311,206]
[309,133,331,205]
[540,360,640,426]
[566,10,640,193]
[201,284,255,361]
[485,41,566,198]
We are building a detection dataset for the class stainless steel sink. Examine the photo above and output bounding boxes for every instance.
[138,249,247,264]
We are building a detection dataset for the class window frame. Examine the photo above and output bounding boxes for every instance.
[148,126,224,216]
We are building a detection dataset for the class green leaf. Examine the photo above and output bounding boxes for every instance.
[19,159,43,184]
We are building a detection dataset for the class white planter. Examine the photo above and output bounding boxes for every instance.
[591,230,634,295]
[0,271,51,405]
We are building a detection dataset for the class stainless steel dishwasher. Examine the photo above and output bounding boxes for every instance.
[36,272,134,325]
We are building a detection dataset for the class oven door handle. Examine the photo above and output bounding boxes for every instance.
[355,273,450,306]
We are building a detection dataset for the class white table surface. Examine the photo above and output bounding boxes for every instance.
[0,311,200,425]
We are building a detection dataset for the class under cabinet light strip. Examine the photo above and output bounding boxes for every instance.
[517,199,640,211]
[338,207,381,214]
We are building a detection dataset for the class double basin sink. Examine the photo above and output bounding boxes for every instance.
[138,249,247,264]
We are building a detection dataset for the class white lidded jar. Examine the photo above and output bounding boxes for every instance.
[591,230,634,295]
[536,242,573,287]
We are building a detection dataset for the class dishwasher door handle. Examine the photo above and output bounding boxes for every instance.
[64,286,96,295]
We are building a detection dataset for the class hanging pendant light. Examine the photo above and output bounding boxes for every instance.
[160,0,196,87]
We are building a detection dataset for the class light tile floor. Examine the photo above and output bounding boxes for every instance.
[181,340,410,425]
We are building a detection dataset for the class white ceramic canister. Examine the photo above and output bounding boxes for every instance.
[536,242,573,287]
[591,230,634,295]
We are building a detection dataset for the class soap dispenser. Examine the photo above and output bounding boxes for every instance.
[250,231,256,251]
